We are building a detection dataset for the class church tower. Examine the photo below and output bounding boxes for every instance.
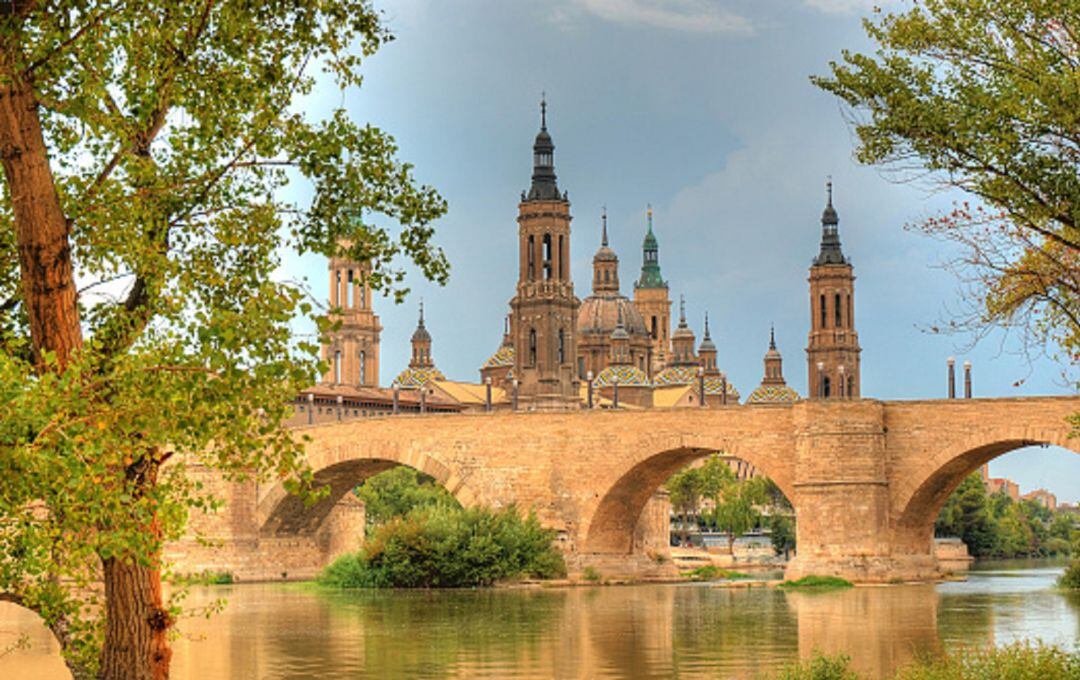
[806,181,861,398]
[322,250,381,387]
[633,206,671,376]
[509,99,580,409]
[409,302,433,370]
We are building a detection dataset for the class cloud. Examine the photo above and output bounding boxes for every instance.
[569,0,755,35]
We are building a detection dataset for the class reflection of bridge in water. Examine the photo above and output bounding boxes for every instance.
[169,395,1080,583]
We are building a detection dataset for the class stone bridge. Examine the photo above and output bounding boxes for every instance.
[171,396,1079,583]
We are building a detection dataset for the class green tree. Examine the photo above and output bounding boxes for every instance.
[707,475,766,557]
[666,464,704,546]
[0,2,447,678]
[812,1,1080,366]
[935,473,999,557]
[768,514,796,560]
[356,466,459,531]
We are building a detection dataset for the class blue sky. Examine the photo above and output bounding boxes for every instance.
[287,0,1079,502]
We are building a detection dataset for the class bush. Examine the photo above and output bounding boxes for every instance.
[766,654,858,680]
[894,642,1080,680]
[1060,561,1080,591]
[778,576,853,591]
[319,504,565,588]
[170,570,234,586]
[582,566,602,582]
[684,565,750,581]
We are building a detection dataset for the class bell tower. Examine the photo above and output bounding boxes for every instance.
[322,250,381,388]
[806,180,861,398]
[633,206,671,376]
[509,98,581,409]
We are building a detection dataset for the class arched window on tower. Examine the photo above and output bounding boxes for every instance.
[334,270,342,307]
[559,235,565,280]
[848,375,854,397]
[359,351,366,385]
[847,294,852,328]
[543,234,553,280]
[835,293,842,328]
[334,350,342,384]
[823,376,831,398]
[347,270,354,307]
[819,294,827,328]
[557,329,565,364]
[529,329,537,366]
[651,316,657,339]
[528,235,536,280]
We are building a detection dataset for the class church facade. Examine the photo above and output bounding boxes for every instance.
[296,100,861,419]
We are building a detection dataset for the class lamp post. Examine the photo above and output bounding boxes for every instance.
[307,392,314,425]
[485,376,492,413]
[392,384,399,415]
[612,378,620,409]
[587,370,594,409]
[838,365,846,399]
[816,361,825,398]
[947,357,956,399]
[420,387,427,414]
[512,378,519,411]
[336,394,343,421]
[964,360,972,398]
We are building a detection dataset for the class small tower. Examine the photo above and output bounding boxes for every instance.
[509,98,581,409]
[409,302,433,369]
[592,208,619,294]
[669,295,697,367]
[698,313,718,374]
[698,313,740,403]
[633,206,672,375]
[322,247,381,387]
[807,180,861,398]
[593,306,652,408]
[394,301,445,388]
[748,326,800,403]
[480,315,515,387]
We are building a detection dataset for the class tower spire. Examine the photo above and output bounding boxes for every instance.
[815,177,846,265]
[526,95,560,201]
[601,206,608,247]
[703,312,711,340]
[770,323,776,350]
[540,92,547,131]
[679,294,687,326]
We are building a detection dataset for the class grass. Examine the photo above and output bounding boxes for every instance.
[684,565,751,581]
[761,643,1080,679]
[170,570,234,586]
[777,575,853,591]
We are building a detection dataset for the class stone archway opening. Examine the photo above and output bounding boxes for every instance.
[583,446,797,558]
[893,438,1080,557]
[258,454,469,538]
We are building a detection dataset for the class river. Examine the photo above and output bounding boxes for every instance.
[1,561,1076,679]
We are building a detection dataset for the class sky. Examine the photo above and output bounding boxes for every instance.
[284,0,1079,502]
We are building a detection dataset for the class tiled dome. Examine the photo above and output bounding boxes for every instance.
[703,376,741,402]
[593,364,650,387]
[482,344,514,369]
[578,295,649,338]
[747,384,800,404]
[393,366,445,389]
[653,365,698,386]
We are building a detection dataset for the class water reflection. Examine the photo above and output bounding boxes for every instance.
[0,563,1075,679]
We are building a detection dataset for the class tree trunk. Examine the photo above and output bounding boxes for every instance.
[0,58,83,368]
[99,554,172,680]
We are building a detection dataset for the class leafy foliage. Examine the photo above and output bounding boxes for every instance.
[319,505,566,588]
[894,642,1080,680]
[766,654,858,680]
[778,576,854,591]
[356,466,459,531]
[0,1,447,674]
[812,0,1080,369]
[935,473,1077,558]
[1060,561,1080,590]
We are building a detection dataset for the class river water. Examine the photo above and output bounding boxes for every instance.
[1,561,1077,679]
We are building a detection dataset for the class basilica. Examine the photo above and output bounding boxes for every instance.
[292,102,860,423]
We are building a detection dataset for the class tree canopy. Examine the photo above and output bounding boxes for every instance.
[812,0,1079,370]
[0,1,447,677]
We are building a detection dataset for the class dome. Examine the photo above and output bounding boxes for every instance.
[653,365,698,386]
[578,295,649,338]
[593,364,650,388]
[411,325,431,343]
[703,376,740,402]
[394,366,445,389]
[482,344,514,369]
[593,245,618,263]
[747,384,800,404]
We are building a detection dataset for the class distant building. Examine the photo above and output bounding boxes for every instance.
[986,477,1020,501]
[1021,488,1058,511]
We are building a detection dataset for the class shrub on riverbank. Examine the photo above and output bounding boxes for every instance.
[684,565,750,581]
[765,643,1080,679]
[319,505,566,588]
[1060,561,1080,590]
[778,575,853,591]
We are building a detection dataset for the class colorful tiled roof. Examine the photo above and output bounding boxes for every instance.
[703,376,741,402]
[593,364,650,387]
[746,383,800,404]
[482,344,514,368]
[393,366,446,389]
[653,365,698,386]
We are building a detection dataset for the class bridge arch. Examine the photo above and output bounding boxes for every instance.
[893,426,1079,544]
[583,434,796,555]
[257,446,480,536]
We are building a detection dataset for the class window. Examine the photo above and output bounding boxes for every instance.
[604,269,609,282]
[559,235,565,280]
[847,294,852,328]
[528,235,535,280]
[347,270,354,307]
[359,351,366,385]
[543,234,553,280]
[334,350,342,384]
[848,375,855,397]
[578,357,585,378]
[529,329,537,366]
[835,293,842,328]
[334,270,341,306]
[819,294,826,328]
[651,316,657,339]
[557,329,565,364]
[823,376,831,398]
